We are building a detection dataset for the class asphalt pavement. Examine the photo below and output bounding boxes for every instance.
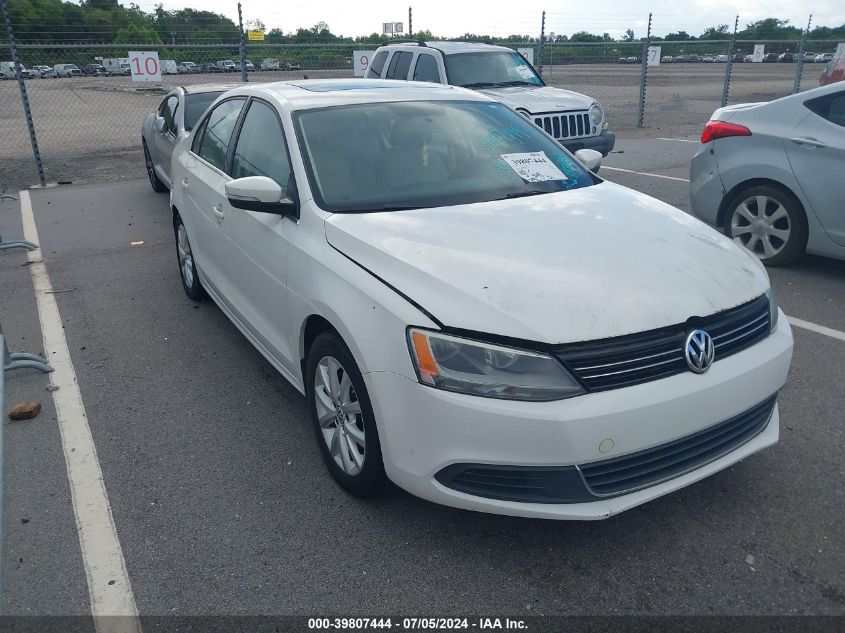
[2,139,843,623]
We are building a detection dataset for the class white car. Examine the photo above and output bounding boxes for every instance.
[170,80,792,520]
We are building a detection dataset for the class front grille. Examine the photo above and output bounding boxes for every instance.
[578,395,777,496]
[533,111,592,140]
[555,295,770,392]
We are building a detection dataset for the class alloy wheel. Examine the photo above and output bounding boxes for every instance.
[730,195,791,260]
[176,224,194,288]
[313,355,365,476]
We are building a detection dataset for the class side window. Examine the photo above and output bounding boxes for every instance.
[161,95,179,135]
[195,98,245,172]
[191,117,208,154]
[412,53,440,83]
[828,95,845,127]
[366,50,388,78]
[231,101,292,190]
[386,51,413,80]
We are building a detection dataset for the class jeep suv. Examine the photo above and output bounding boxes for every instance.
[366,41,614,155]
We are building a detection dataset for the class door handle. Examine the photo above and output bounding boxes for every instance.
[212,206,225,222]
[789,136,827,148]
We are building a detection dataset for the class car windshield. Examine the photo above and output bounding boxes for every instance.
[184,92,224,130]
[295,100,595,213]
[445,51,543,88]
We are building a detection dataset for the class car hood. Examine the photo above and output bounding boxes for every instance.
[324,182,769,344]
[478,85,594,113]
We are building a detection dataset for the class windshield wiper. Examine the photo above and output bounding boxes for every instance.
[493,80,538,87]
[460,82,499,89]
[498,191,550,201]
[342,205,424,213]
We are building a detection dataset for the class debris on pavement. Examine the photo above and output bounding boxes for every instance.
[8,401,42,421]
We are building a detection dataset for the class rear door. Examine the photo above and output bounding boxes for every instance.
[222,98,299,371]
[177,97,246,298]
[784,90,845,246]
[384,51,414,80]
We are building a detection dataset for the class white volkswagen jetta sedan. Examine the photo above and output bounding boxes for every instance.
[170,80,793,520]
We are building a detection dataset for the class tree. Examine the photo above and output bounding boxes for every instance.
[664,31,693,41]
[622,29,635,42]
[114,23,162,44]
[700,25,729,40]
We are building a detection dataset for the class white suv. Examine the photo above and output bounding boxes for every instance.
[366,41,615,156]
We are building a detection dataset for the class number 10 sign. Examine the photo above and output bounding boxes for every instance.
[128,51,161,82]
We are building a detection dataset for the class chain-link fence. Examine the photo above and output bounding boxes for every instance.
[1,36,841,189]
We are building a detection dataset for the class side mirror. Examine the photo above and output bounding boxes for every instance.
[575,148,602,173]
[155,116,166,133]
[225,176,297,216]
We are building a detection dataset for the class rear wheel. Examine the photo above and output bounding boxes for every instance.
[305,331,386,497]
[143,140,168,193]
[724,184,807,266]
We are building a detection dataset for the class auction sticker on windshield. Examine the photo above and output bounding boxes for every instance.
[501,152,567,182]
[514,65,535,80]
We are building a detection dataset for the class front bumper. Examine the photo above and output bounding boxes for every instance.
[690,142,726,225]
[560,130,616,156]
[365,312,792,520]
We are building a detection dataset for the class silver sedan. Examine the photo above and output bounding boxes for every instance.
[690,83,845,266]
[141,84,240,192]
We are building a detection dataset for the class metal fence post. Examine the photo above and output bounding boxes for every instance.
[237,1,248,82]
[408,6,412,38]
[637,12,652,128]
[794,14,812,93]
[721,15,739,107]
[1,0,47,188]
[537,11,545,77]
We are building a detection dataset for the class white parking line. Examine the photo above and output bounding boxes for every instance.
[788,316,845,343]
[657,137,700,143]
[20,191,142,633]
[602,166,691,182]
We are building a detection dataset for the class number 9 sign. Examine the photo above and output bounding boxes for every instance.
[128,51,161,82]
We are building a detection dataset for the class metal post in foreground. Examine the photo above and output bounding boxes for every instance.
[794,14,812,94]
[237,1,248,82]
[637,12,653,128]
[721,15,739,107]
[1,0,47,188]
[537,11,546,77]
[408,6,412,38]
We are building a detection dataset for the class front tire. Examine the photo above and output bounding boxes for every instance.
[305,331,386,497]
[174,213,206,301]
[724,184,807,266]
[143,140,168,193]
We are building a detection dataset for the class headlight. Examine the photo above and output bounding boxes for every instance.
[589,104,603,126]
[407,328,585,401]
[766,288,779,332]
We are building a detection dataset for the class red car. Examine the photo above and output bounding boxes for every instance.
[820,56,845,86]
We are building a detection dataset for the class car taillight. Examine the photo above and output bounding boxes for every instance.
[701,120,752,144]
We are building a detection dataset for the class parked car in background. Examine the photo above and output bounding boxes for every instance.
[177,61,199,74]
[243,60,255,72]
[82,64,108,77]
[170,79,791,519]
[763,53,779,63]
[261,58,280,71]
[732,53,745,63]
[820,57,845,87]
[141,83,240,192]
[282,61,302,71]
[161,59,178,75]
[1,62,32,79]
[367,41,614,155]
[702,55,715,63]
[54,63,82,77]
[691,82,845,266]
[744,54,754,63]
[815,53,834,63]
[201,62,223,73]
[777,52,796,63]
[216,59,238,72]
[30,65,56,78]
[688,54,701,63]
[803,52,816,63]
[103,58,131,75]
[661,55,674,63]
[715,55,729,63]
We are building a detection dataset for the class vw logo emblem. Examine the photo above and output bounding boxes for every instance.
[685,329,715,374]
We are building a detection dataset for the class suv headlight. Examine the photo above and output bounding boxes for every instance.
[589,104,603,126]
[766,288,779,332]
[407,328,585,401]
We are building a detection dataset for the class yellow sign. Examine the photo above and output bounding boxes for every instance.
[247,30,265,41]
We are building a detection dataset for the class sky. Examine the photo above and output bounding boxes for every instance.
[147,0,844,39]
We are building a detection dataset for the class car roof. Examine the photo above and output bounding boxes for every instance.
[183,83,244,95]
[379,41,515,55]
[222,79,491,109]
